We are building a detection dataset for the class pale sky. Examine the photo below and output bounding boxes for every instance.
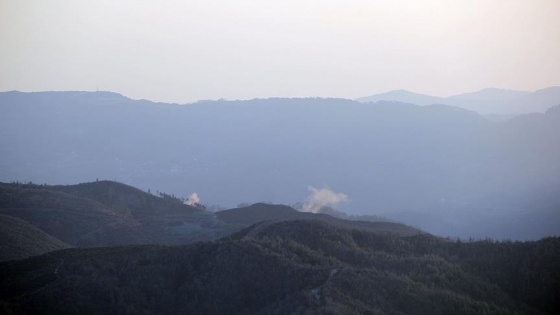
[1,0,559,103]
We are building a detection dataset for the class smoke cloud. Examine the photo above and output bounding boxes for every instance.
[303,186,348,213]
[185,192,200,206]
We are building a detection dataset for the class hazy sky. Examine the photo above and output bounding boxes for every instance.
[1,0,559,103]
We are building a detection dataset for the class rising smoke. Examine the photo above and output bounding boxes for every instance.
[302,186,348,213]
[184,192,200,206]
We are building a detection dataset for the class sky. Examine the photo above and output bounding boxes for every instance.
[1,0,559,103]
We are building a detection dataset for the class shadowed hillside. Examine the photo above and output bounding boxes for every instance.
[1,220,558,314]
[0,181,235,257]
[0,214,71,261]
[217,203,422,237]
[1,182,423,261]
[51,180,200,218]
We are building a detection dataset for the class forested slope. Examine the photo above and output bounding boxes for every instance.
[0,181,234,260]
[1,220,558,314]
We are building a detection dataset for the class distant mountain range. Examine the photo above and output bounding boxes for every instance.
[356,86,560,115]
[1,91,559,239]
[2,89,559,314]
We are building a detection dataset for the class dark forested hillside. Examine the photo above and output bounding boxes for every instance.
[0,181,235,260]
[1,220,558,314]
[217,203,422,236]
[0,214,70,261]
[0,181,422,262]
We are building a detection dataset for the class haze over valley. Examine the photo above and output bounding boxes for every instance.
[1,89,559,240]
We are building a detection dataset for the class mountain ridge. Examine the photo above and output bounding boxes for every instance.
[0,181,235,258]
[217,203,422,237]
[356,86,560,114]
[0,181,422,262]
[1,91,559,239]
[355,89,446,106]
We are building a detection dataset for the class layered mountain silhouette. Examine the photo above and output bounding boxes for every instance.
[1,179,558,313]
[0,181,418,262]
[1,91,559,239]
[356,86,560,115]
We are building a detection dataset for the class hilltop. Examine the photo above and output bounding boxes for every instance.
[0,181,233,260]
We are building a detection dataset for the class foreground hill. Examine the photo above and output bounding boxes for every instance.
[0,181,234,260]
[1,220,558,314]
[0,214,71,261]
[217,203,421,236]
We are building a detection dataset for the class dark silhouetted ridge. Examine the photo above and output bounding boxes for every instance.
[0,181,234,251]
[52,180,200,218]
[217,203,422,237]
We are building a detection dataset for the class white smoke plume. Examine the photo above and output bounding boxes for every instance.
[184,192,200,206]
[302,186,348,213]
